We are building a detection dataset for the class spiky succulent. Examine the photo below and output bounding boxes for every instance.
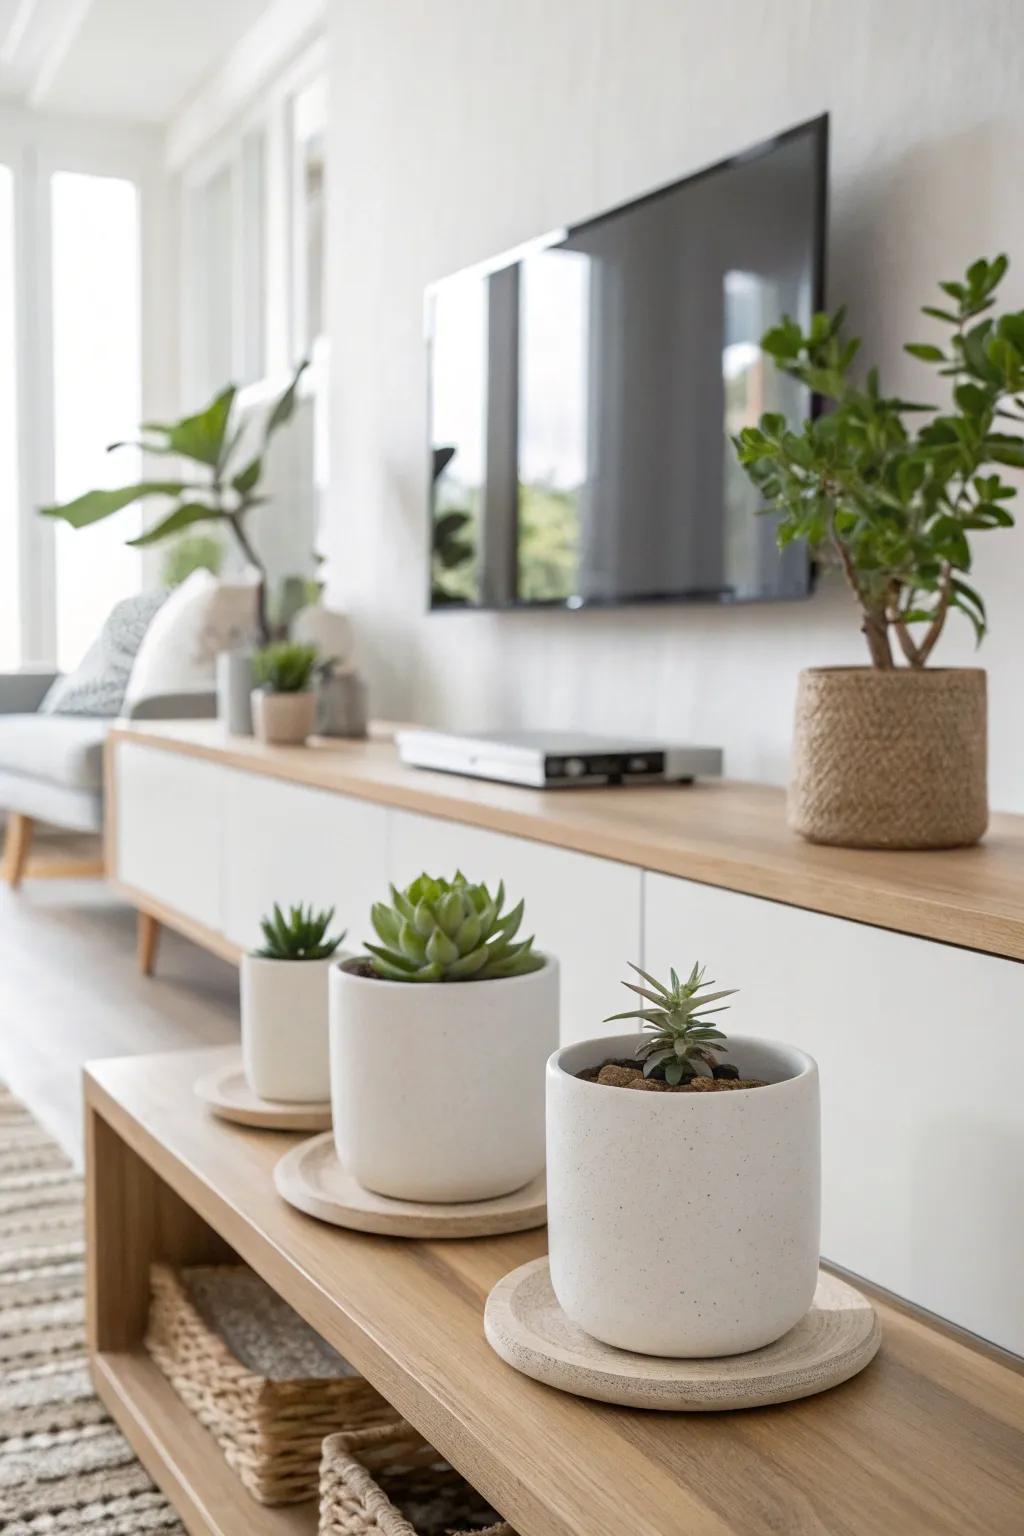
[257,903,345,960]
[365,871,545,982]
[252,641,319,693]
[605,962,737,1084]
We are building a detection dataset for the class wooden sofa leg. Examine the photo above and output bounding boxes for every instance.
[3,813,34,888]
[137,911,161,977]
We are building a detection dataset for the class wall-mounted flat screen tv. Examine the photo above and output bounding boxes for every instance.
[427,114,827,611]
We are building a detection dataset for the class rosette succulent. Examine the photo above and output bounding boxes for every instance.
[256,903,345,960]
[365,871,545,982]
[605,962,737,1084]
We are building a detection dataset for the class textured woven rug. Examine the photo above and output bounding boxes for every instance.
[0,1084,185,1534]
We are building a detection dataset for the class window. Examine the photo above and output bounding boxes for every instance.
[51,172,142,670]
[0,166,17,668]
[290,74,326,360]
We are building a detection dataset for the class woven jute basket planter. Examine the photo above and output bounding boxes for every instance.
[320,1421,515,1536]
[145,1263,399,1504]
[789,667,988,850]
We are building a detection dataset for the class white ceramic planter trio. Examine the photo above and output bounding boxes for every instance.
[242,946,820,1359]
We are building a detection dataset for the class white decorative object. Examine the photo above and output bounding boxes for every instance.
[241,953,336,1103]
[216,650,254,735]
[546,1031,820,1357]
[251,689,316,745]
[124,570,258,707]
[484,1258,878,1410]
[329,956,559,1202]
[291,603,355,669]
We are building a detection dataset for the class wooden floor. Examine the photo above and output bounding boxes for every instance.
[0,870,239,1164]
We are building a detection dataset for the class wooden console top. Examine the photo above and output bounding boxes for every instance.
[109,720,1024,963]
[86,1047,1024,1536]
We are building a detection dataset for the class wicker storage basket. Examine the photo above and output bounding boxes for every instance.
[145,1262,399,1504]
[320,1421,515,1536]
[789,666,988,849]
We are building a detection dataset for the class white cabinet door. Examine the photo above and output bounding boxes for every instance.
[643,870,1024,1353]
[114,742,225,931]
[223,771,390,953]
[390,811,642,1044]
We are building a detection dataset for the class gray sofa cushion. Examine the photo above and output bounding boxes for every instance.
[40,589,167,717]
[0,715,108,791]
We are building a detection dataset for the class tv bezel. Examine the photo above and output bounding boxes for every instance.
[426,112,829,615]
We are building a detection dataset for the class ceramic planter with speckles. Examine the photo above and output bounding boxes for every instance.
[546,1032,820,1358]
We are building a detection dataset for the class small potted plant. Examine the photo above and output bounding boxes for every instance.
[251,642,320,745]
[546,962,819,1357]
[329,872,558,1202]
[734,255,1022,849]
[241,903,346,1103]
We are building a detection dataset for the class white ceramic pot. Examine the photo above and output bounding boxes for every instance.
[241,953,336,1102]
[251,689,316,745]
[547,1032,820,1357]
[330,956,559,1202]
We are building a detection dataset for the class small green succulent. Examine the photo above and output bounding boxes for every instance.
[252,641,319,693]
[365,871,545,982]
[257,903,345,960]
[605,962,737,1084]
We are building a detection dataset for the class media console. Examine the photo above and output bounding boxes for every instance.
[104,720,1024,1357]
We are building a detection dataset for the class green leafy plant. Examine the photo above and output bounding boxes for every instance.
[252,641,319,693]
[256,903,345,960]
[733,256,1021,669]
[365,871,545,982]
[39,360,308,642]
[605,962,736,1084]
[160,531,224,587]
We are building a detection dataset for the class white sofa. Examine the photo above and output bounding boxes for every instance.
[0,669,215,883]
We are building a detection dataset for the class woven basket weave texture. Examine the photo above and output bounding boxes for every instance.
[788,667,987,850]
[145,1263,399,1504]
[320,1421,515,1536]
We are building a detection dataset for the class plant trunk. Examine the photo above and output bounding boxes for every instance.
[226,513,270,644]
[861,608,894,670]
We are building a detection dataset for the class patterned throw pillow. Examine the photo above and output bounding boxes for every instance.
[39,589,168,718]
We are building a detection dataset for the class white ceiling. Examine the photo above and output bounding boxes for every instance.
[0,0,278,123]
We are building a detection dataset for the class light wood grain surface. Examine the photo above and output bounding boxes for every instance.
[107,721,1024,962]
[85,1047,1024,1536]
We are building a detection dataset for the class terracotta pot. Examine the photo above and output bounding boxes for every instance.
[251,689,316,746]
[789,667,987,849]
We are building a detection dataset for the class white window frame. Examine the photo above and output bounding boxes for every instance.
[0,107,173,665]
[177,35,327,407]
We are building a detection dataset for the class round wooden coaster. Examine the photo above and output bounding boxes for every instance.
[274,1132,547,1238]
[484,1258,880,1411]
[194,1062,332,1132]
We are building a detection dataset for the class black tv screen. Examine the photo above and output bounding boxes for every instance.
[427,115,827,611]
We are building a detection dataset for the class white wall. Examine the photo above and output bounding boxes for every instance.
[324,0,1024,809]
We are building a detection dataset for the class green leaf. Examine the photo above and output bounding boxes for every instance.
[263,359,309,450]
[145,384,237,468]
[127,502,223,547]
[232,456,262,496]
[39,481,190,529]
[905,343,945,363]
[921,306,960,325]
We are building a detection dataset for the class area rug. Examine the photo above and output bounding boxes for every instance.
[0,1084,185,1534]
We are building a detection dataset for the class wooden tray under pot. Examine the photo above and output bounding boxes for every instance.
[320,1421,515,1536]
[145,1262,399,1504]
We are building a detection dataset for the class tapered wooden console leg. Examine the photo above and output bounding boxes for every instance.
[137,910,161,977]
[2,812,34,887]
